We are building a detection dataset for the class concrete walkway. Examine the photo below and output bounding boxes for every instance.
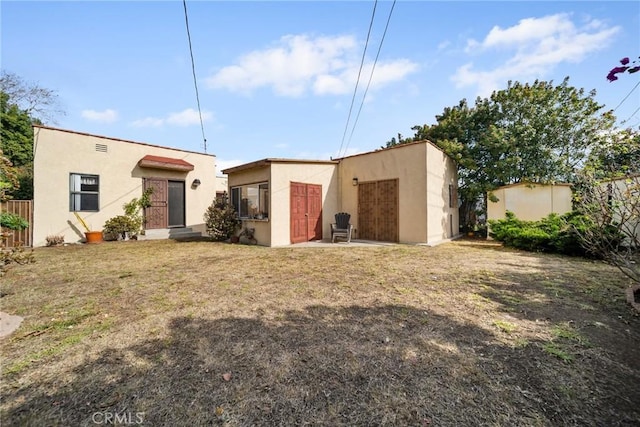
[0,311,23,339]
[283,239,397,248]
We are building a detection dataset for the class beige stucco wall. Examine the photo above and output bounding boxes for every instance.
[426,143,460,244]
[32,126,216,246]
[227,162,339,247]
[269,162,338,246]
[339,141,458,244]
[487,183,573,223]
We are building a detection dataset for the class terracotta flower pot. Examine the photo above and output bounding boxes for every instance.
[84,231,104,244]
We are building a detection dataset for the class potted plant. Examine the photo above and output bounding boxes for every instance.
[73,212,103,244]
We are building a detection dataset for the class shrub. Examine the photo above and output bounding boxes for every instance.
[103,215,139,240]
[489,211,614,257]
[0,212,28,231]
[103,188,153,240]
[204,199,240,241]
[1,246,35,276]
[45,234,65,247]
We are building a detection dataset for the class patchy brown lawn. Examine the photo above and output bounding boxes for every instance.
[1,238,638,426]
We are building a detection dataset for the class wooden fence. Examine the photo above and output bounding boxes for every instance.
[1,200,33,247]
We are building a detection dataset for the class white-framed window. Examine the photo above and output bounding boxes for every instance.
[70,173,99,212]
[231,182,269,219]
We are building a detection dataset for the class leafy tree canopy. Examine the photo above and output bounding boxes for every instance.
[0,71,62,200]
[386,77,617,228]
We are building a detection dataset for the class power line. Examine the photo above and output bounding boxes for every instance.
[621,105,640,125]
[612,80,640,112]
[182,0,208,153]
[337,0,378,158]
[345,0,397,155]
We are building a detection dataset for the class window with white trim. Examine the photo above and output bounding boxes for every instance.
[231,182,269,219]
[70,173,99,211]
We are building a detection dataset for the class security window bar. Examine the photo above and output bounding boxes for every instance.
[70,173,99,212]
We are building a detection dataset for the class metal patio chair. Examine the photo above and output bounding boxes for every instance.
[331,212,353,243]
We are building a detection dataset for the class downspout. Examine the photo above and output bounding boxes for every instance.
[337,159,342,212]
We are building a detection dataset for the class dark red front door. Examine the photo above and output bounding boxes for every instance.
[144,178,168,229]
[290,182,323,244]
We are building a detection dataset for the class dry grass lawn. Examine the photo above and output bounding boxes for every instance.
[1,238,639,426]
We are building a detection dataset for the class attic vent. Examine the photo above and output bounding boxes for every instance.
[95,144,108,153]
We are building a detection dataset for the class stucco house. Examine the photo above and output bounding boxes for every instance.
[487,182,573,223]
[222,140,460,246]
[32,125,217,247]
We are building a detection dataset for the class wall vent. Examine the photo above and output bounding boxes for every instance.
[95,144,108,153]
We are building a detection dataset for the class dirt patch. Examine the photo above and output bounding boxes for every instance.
[0,239,638,425]
[627,285,640,312]
[0,312,23,339]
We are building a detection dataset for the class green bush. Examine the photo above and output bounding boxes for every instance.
[204,199,240,241]
[0,212,28,231]
[489,211,611,257]
[103,215,139,240]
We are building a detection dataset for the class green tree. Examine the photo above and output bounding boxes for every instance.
[388,78,615,229]
[0,71,62,199]
[0,150,19,202]
[584,129,640,178]
[1,92,35,168]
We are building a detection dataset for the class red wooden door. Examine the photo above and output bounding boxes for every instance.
[290,182,308,244]
[290,182,323,244]
[306,184,323,241]
[144,178,168,229]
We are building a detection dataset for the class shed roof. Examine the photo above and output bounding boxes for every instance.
[222,158,338,174]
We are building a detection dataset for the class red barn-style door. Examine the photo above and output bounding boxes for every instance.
[290,182,323,244]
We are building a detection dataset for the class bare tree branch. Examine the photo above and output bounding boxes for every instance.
[0,70,64,123]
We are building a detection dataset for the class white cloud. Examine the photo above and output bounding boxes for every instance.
[81,109,118,123]
[274,143,289,149]
[454,13,620,96]
[130,108,213,128]
[207,34,418,97]
[131,117,164,128]
[167,108,213,127]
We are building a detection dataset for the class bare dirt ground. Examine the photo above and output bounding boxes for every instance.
[1,238,638,426]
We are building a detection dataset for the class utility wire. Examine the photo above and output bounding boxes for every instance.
[612,80,640,112]
[337,0,377,159]
[183,0,208,153]
[345,0,397,155]
[621,105,640,125]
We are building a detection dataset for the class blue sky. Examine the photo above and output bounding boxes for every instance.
[2,1,639,174]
